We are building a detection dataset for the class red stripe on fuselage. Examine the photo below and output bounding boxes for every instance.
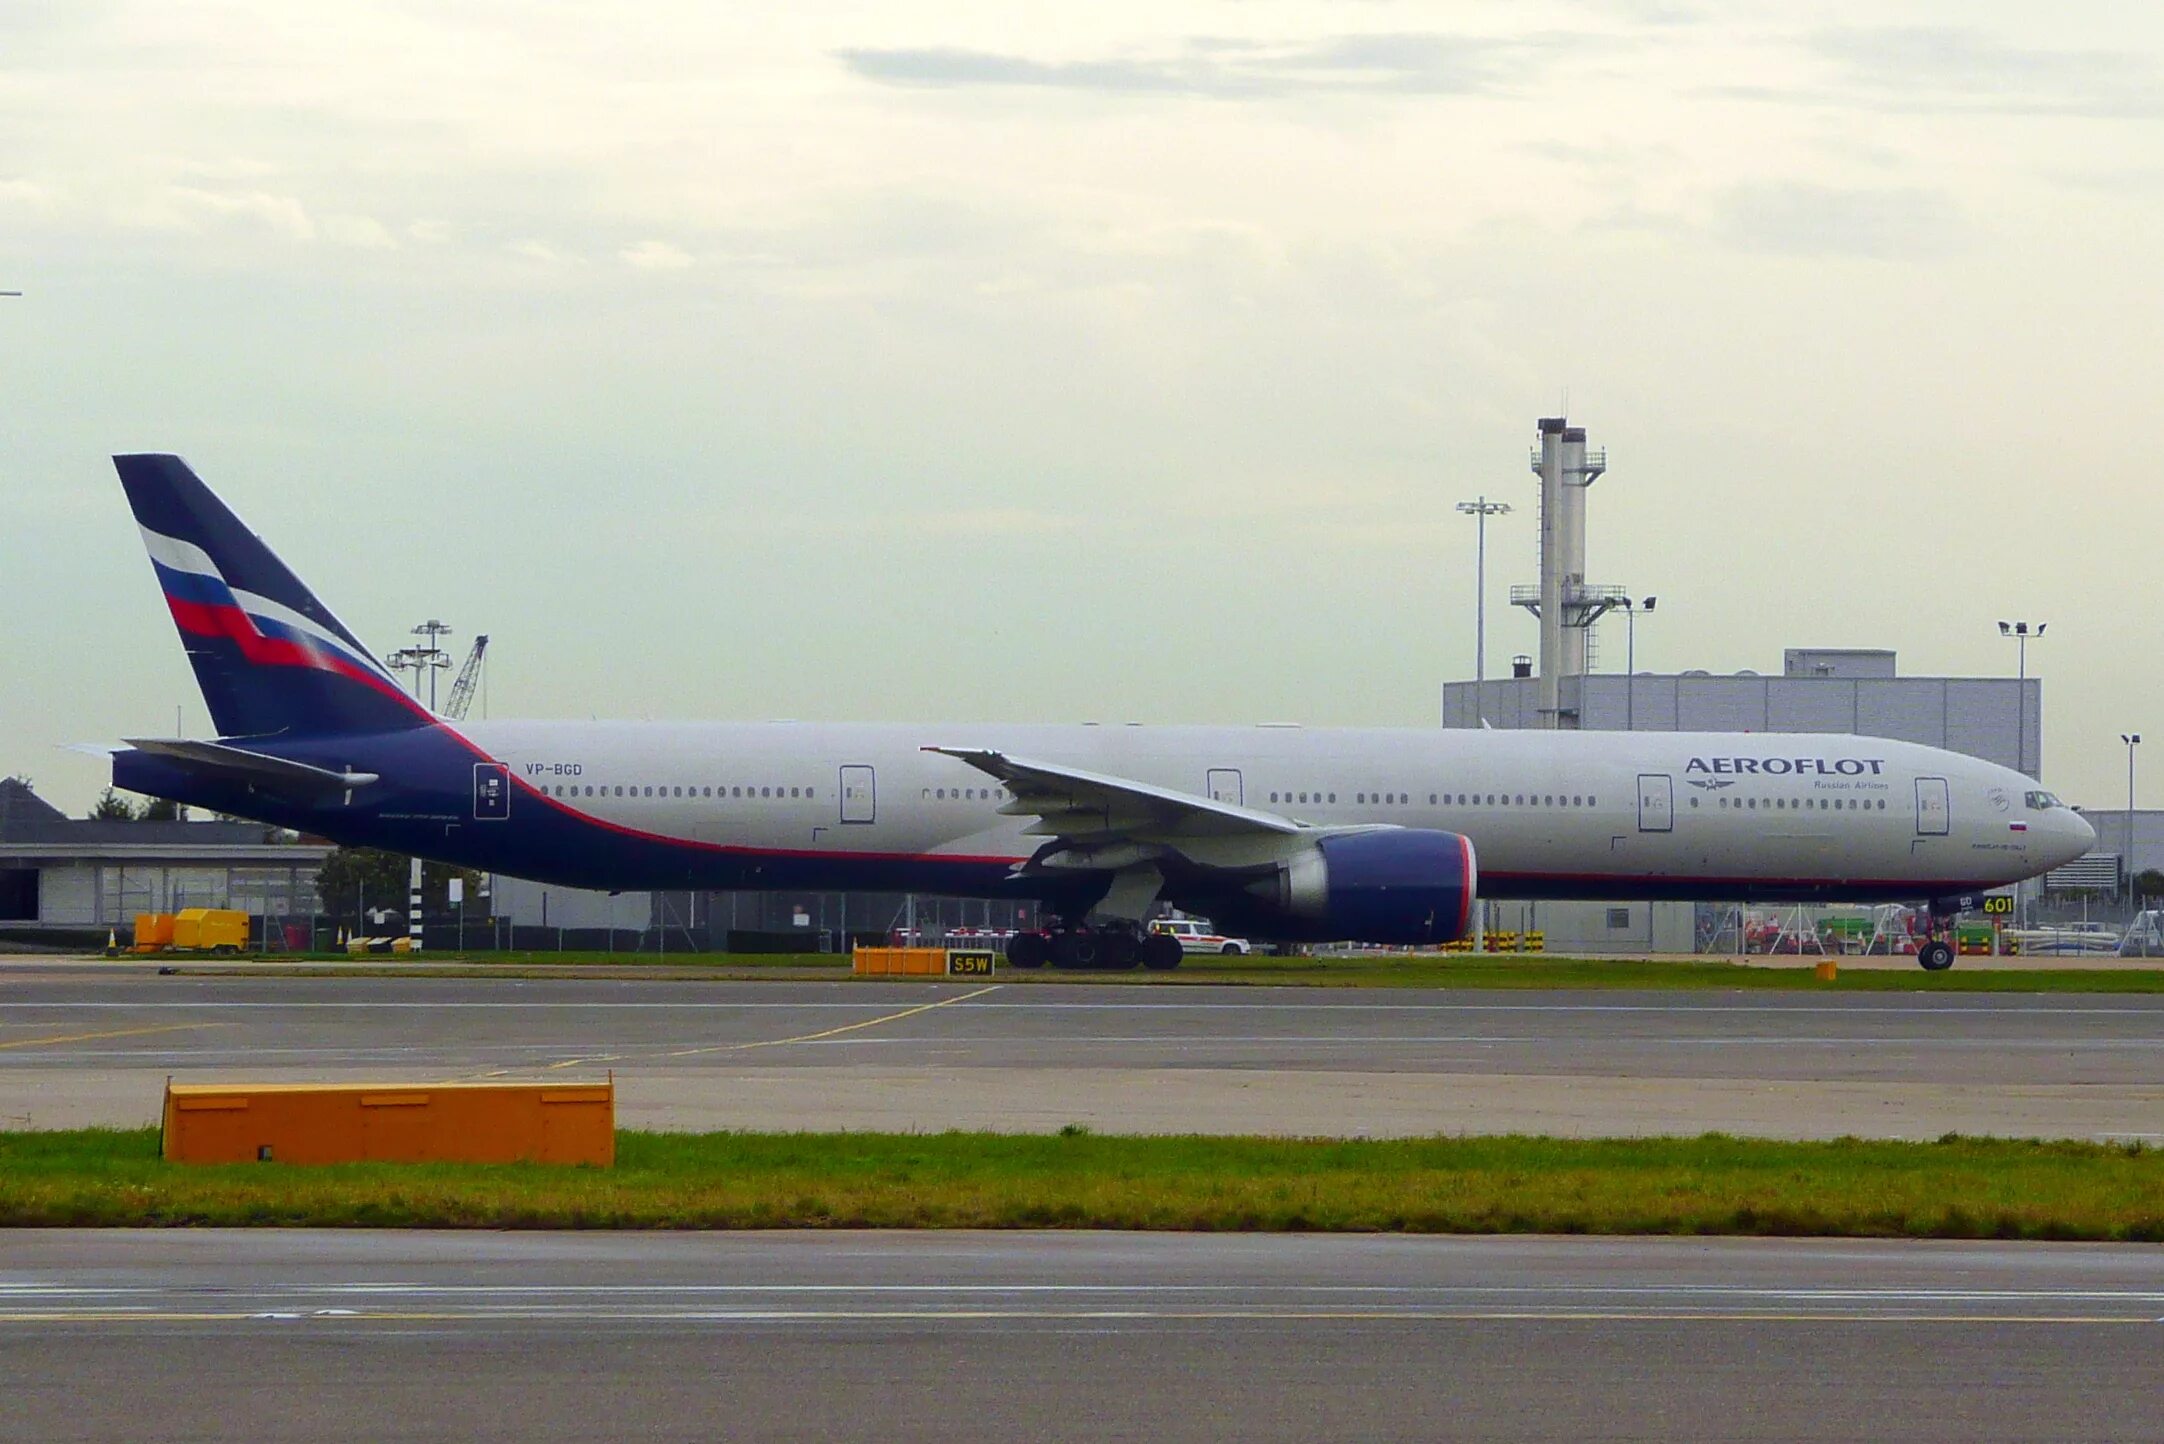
[432,720,1024,867]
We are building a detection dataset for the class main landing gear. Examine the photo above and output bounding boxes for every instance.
[1004,923,1183,972]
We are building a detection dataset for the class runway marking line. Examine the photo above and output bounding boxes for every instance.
[0,1308,2149,1326]
[0,1022,222,1052]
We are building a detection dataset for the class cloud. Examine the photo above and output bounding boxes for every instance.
[620,239,694,270]
[0,177,52,208]
[837,32,1613,100]
[160,185,316,241]
[1711,182,1966,260]
[321,213,398,249]
[1810,27,2164,118]
[505,237,579,266]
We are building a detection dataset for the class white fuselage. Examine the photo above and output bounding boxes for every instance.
[457,719,2092,901]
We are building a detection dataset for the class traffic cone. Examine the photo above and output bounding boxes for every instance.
[104,928,117,958]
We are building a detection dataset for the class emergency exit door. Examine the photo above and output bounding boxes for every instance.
[839,765,876,824]
[1915,777,1950,836]
[1206,769,1244,807]
[1636,774,1673,833]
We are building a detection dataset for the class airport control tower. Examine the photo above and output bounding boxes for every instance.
[1510,416,1626,729]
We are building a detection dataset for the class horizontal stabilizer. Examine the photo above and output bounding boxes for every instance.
[121,738,379,794]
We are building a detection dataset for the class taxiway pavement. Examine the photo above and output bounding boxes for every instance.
[3,1230,2158,1443]
[4,970,2161,1140]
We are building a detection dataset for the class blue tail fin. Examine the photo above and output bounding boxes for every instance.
[116,454,431,739]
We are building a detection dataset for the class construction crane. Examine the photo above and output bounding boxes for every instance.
[444,634,489,720]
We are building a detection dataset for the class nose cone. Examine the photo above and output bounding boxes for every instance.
[2052,809,2098,868]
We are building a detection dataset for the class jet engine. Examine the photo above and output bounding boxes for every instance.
[1224,829,1478,945]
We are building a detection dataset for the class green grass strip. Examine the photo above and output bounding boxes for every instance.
[165,951,2164,992]
[3,1129,2159,1240]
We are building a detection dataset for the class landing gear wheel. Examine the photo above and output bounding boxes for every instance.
[1917,939,1956,972]
[1052,932,1100,969]
[1005,933,1048,969]
[1142,934,1184,971]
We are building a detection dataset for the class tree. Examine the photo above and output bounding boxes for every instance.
[141,797,180,822]
[315,847,485,925]
[315,847,410,924]
[2134,870,2164,904]
[89,788,138,821]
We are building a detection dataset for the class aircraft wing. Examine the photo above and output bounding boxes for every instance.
[923,747,1303,844]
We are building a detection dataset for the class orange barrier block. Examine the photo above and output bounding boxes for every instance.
[161,1080,615,1166]
[852,947,950,976]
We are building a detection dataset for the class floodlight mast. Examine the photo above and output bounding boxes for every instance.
[1998,620,2047,776]
[1455,497,1512,686]
[2124,732,2141,898]
[386,620,456,711]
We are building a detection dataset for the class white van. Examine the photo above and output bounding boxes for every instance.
[1147,918,1252,955]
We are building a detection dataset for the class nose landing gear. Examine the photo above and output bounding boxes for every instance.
[1917,894,1980,971]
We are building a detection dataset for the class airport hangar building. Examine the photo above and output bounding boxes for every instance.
[0,778,329,942]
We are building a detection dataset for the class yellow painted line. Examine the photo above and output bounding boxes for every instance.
[669,983,1004,1057]
[457,984,999,1077]
[0,1022,221,1052]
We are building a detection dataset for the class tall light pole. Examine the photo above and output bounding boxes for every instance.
[1456,498,1512,685]
[1619,594,1657,675]
[2124,733,2141,901]
[1618,595,1656,730]
[1998,620,2046,777]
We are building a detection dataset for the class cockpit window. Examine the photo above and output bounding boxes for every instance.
[2024,790,2063,810]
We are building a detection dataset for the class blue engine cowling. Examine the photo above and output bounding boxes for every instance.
[1231,828,1479,945]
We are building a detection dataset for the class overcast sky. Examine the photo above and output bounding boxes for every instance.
[4,1,2160,816]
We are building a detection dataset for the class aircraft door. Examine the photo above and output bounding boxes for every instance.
[839,765,876,824]
[1206,769,1244,807]
[1636,774,1673,833]
[473,763,510,821]
[1915,777,1950,836]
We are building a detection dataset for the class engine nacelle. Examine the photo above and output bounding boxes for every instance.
[1238,829,1478,945]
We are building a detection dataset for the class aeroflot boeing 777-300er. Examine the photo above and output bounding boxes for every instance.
[105,454,2094,971]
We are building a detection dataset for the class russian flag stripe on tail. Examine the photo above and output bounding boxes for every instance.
[115,454,432,740]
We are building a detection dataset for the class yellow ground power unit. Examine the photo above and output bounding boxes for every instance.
[161,1079,616,1166]
[132,909,249,953]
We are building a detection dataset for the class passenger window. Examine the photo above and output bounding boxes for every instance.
[1328,793,1337,803]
